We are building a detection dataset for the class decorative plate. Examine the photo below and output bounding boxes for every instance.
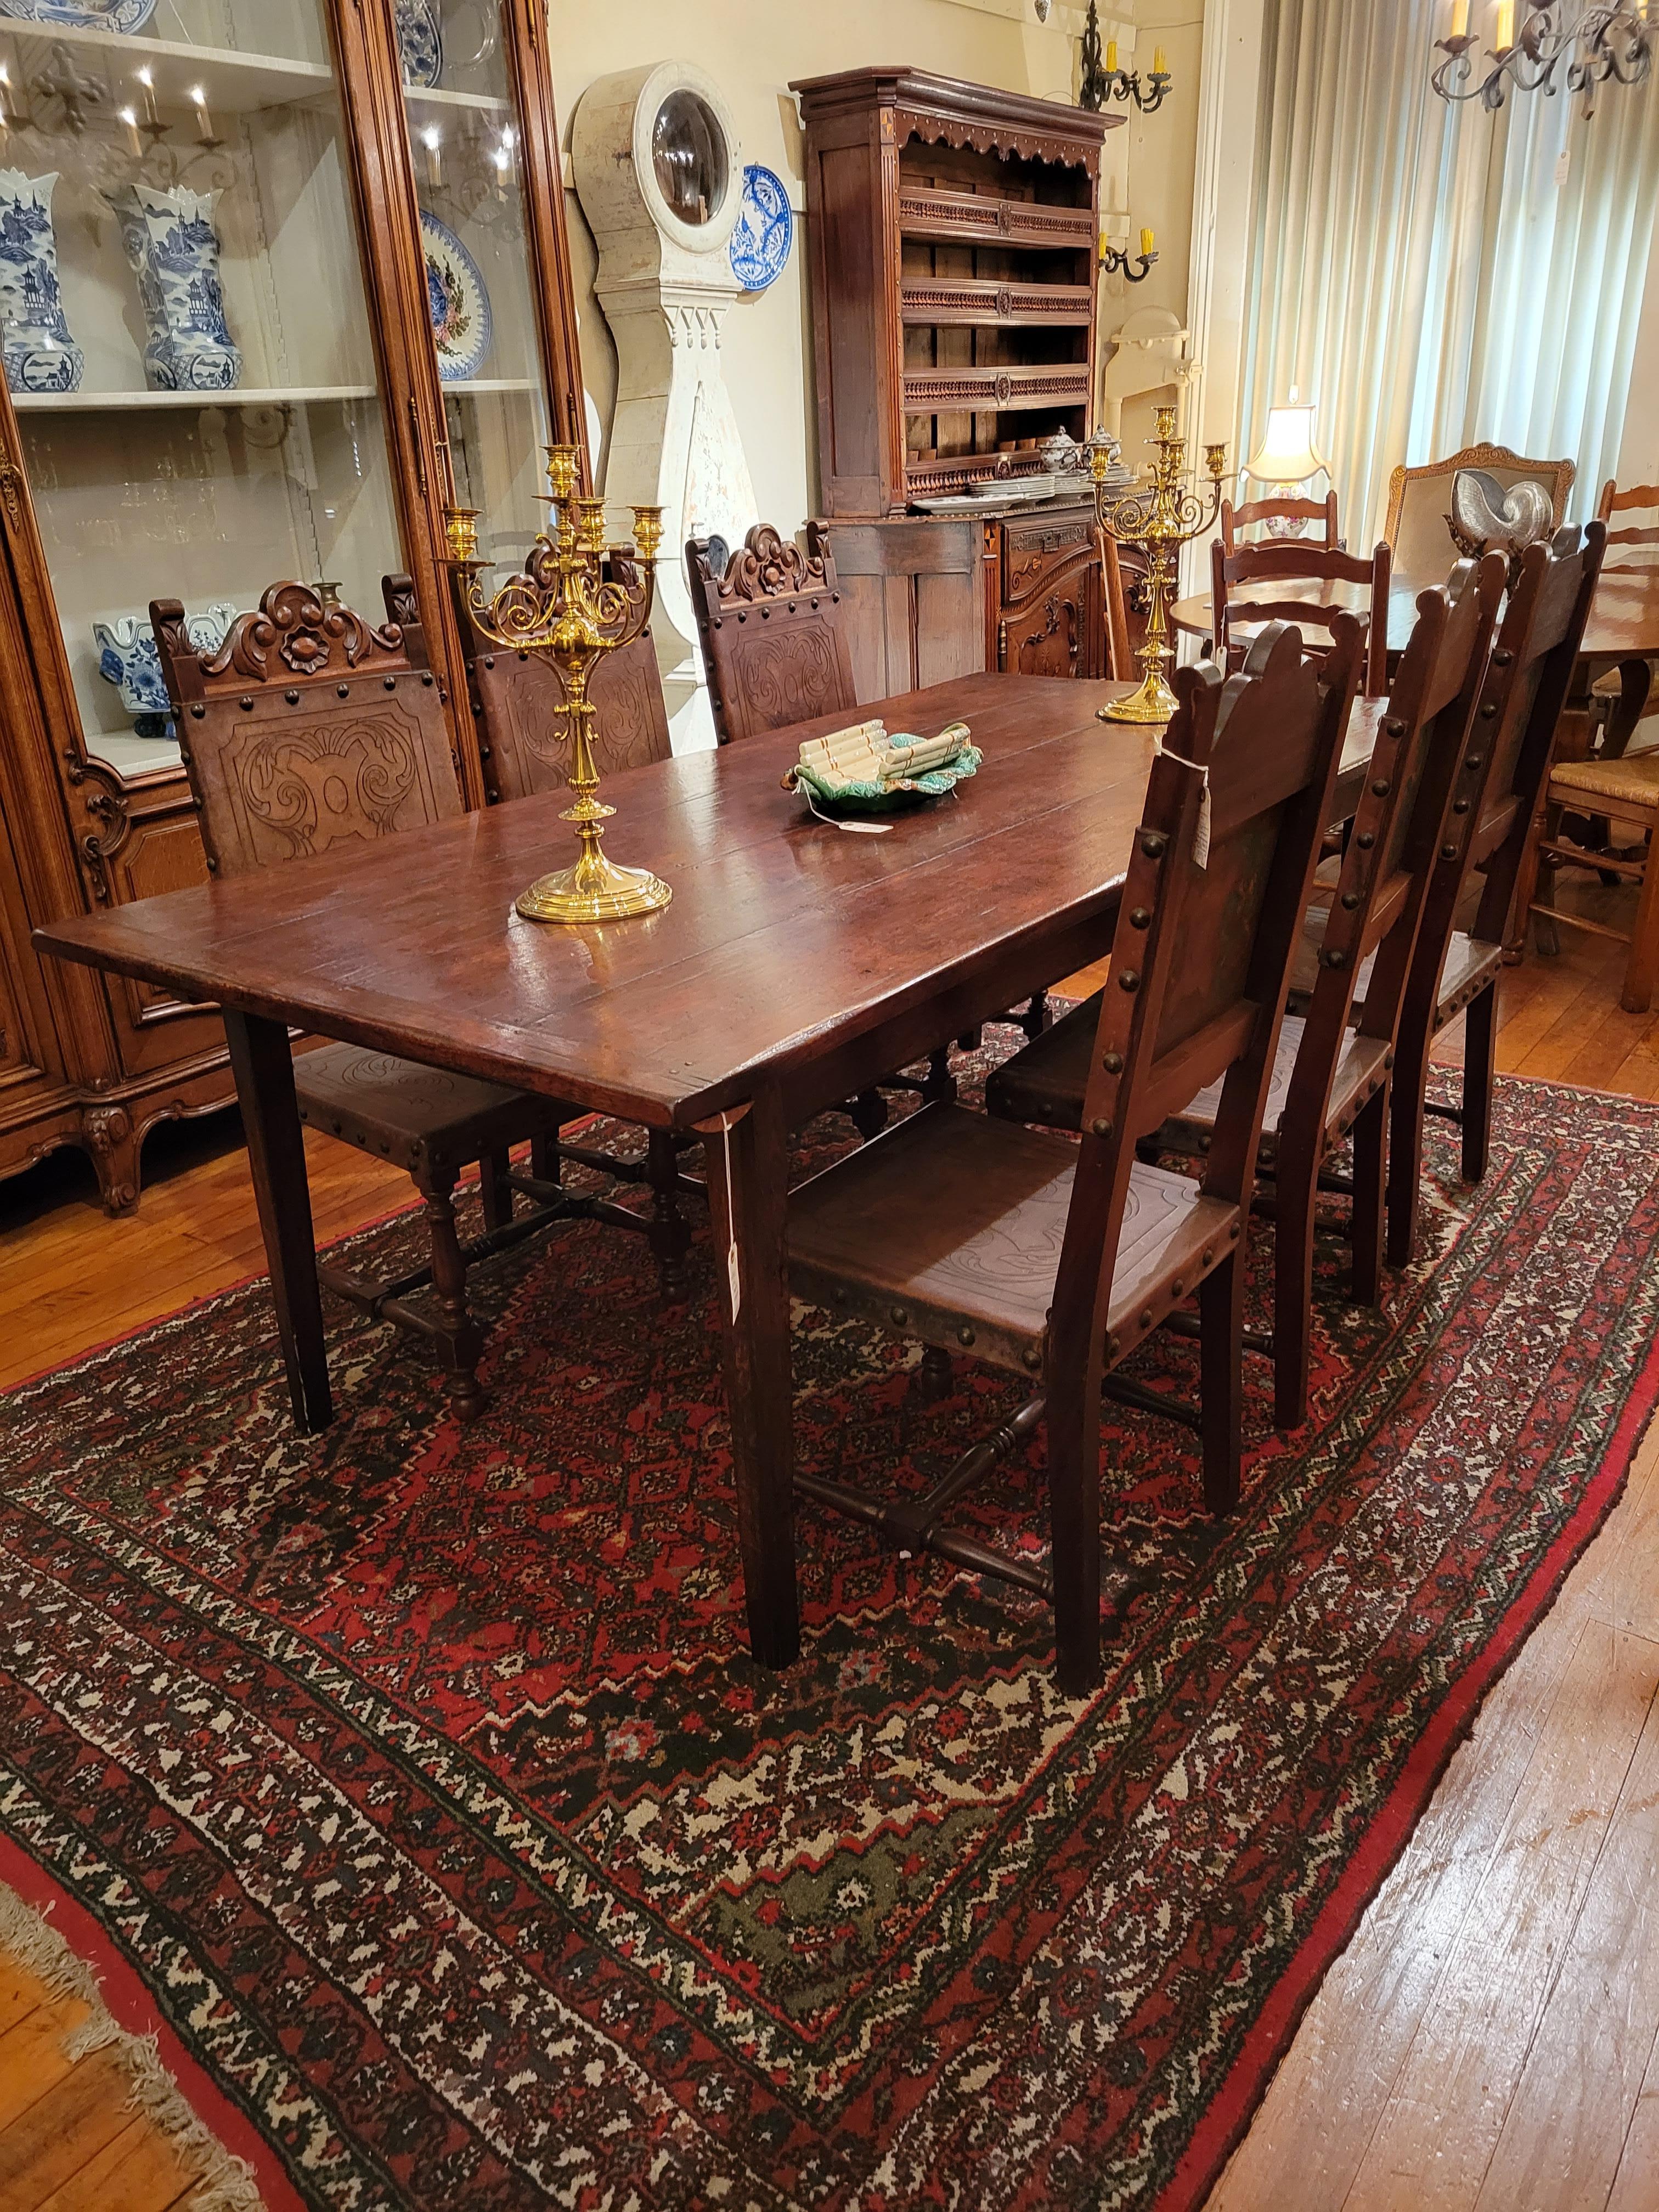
[0,0,157,26]
[791,742,982,816]
[394,0,442,89]
[420,209,492,383]
[728,163,792,293]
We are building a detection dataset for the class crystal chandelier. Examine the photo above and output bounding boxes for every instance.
[1432,0,1653,113]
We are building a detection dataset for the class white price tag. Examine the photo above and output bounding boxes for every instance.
[1554,145,1571,187]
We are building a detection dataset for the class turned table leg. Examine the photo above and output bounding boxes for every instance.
[696,1089,799,1669]
[222,1008,332,1434]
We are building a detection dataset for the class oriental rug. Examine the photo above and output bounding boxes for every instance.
[1,1054,1655,2212]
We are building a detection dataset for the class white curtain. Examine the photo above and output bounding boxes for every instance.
[1237,0,1659,549]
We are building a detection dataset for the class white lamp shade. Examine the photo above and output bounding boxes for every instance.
[1245,403,1326,486]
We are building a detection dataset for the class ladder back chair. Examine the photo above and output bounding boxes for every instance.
[1523,484,1659,1009]
[991,562,1505,1432]
[1323,525,1605,1266]
[1212,538,1392,696]
[415,563,692,1292]
[786,620,1359,1692]
[1383,443,1575,592]
[1219,490,1341,552]
[155,579,580,1421]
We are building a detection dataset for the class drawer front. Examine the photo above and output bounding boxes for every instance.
[1002,514,1098,605]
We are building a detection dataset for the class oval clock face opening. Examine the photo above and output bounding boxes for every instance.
[651,89,729,227]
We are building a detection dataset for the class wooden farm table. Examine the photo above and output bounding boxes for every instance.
[35,672,1384,1669]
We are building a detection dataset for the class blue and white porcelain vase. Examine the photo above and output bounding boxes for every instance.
[129,183,240,393]
[105,186,171,390]
[0,170,83,396]
[93,601,236,741]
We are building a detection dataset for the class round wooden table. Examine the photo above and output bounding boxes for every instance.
[1172,564,1659,744]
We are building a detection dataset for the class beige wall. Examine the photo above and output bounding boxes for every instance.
[548,0,1205,529]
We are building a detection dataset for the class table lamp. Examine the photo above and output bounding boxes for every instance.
[1244,400,1327,537]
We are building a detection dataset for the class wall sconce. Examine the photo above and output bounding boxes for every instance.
[1100,226,1158,281]
[1079,1,1173,112]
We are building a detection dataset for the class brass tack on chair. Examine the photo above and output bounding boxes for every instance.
[1103,1051,1124,1073]
[890,1305,909,1326]
[1140,833,1167,859]
[1385,717,1405,737]
[1325,948,1347,968]
[1201,1248,1214,1266]
[1371,777,1391,797]
[1452,798,1470,815]
[1090,1116,1113,1139]
[1119,969,1141,992]
[1022,1346,1042,1370]
[1356,830,1375,848]
[1139,1307,1154,1328]
[284,689,300,704]
[1441,842,1458,859]
[1341,891,1361,910]
[957,1326,975,1346]
[1130,907,1151,929]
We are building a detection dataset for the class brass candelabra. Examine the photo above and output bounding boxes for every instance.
[443,445,669,924]
[1091,406,1227,726]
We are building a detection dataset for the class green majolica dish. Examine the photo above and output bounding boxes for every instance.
[789,743,983,816]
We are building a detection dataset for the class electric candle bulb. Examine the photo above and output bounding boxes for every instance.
[421,123,442,186]
[1450,0,1470,32]
[1105,38,1118,69]
[1494,0,1515,47]
[1141,226,1155,257]
[1153,45,1167,72]
[120,104,142,156]
[189,84,213,143]
[136,63,159,125]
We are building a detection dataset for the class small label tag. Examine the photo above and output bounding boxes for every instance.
[1554,145,1571,186]
[1193,784,1211,870]
[727,1239,742,1322]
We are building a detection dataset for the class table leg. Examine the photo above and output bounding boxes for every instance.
[222,1009,332,1435]
[696,1090,799,1668]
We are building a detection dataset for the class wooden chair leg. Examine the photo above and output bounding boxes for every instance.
[478,1147,514,1232]
[1020,991,1049,1044]
[1350,1085,1387,1306]
[646,1129,693,1302]
[1200,1246,1244,1514]
[1386,1018,1432,1270]
[921,1045,956,1104]
[529,1131,560,1184]
[416,1167,486,1423]
[1461,980,1497,1183]
[1622,832,1659,1015]
[1271,1150,1316,1435]
[848,1090,888,1140]
[912,1343,954,1403]
[1531,793,1566,958]
[1046,1364,1102,1697]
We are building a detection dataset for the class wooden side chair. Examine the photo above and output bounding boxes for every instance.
[990,561,1505,1431]
[415,564,693,1291]
[1212,538,1392,695]
[1383,443,1575,592]
[1099,526,1135,681]
[786,620,1359,1692]
[1520,482,1659,1006]
[1328,525,1605,1265]
[155,579,592,1420]
[684,523,859,746]
[1219,490,1341,552]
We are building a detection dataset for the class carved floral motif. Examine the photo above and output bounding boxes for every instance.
[207,582,403,684]
[717,524,827,605]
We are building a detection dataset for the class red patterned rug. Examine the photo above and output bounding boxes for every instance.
[1,1044,1655,2211]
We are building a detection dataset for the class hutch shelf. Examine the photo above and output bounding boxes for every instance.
[0,0,586,1210]
[792,67,1122,690]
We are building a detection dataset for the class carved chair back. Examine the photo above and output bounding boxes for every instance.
[430,556,673,805]
[1598,478,1659,573]
[1400,524,1605,1003]
[1290,556,1505,1143]
[153,580,460,881]
[1220,491,1340,552]
[1383,443,1576,590]
[1047,617,1363,1373]
[685,523,859,744]
[1212,537,1392,694]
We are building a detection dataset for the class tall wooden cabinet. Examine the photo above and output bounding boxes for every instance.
[0,0,586,1210]
[792,67,1121,693]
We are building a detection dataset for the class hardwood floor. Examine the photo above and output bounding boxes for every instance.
[1,874,1658,2209]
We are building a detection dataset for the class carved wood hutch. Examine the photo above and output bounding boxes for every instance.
[792,68,1122,695]
[0,0,587,1209]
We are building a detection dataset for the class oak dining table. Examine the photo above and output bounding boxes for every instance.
[33,670,1385,1669]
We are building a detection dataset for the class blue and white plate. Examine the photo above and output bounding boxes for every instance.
[729,163,792,293]
[0,0,157,26]
[421,208,492,383]
[394,0,442,89]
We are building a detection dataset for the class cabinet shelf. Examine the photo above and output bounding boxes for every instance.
[896,187,1094,253]
[900,278,1093,329]
[13,379,540,414]
[904,365,1091,415]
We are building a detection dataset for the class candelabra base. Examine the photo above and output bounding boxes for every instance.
[515,852,673,925]
[1098,669,1180,725]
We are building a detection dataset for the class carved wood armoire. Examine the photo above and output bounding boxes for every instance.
[791,69,1123,693]
[0,0,588,1210]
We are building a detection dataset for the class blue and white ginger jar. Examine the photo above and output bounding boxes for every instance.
[0,170,83,396]
[129,183,241,393]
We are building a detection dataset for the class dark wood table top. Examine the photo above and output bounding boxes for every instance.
[1173,560,1659,662]
[35,673,1385,1132]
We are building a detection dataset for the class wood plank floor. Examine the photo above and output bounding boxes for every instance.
[1,877,1657,2209]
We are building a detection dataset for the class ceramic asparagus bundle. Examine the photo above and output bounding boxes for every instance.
[786,719,977,802]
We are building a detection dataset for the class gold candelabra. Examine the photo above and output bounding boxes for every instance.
[443,444,669,924]
[1091,405,1228,725]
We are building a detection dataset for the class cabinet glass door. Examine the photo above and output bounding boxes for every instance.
[396,3,552,575]
[0,0,404,776]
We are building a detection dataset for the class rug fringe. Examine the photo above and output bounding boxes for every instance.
[0,1883,264,2210]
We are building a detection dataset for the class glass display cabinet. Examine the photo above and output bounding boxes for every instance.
[0,0,586,1210]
